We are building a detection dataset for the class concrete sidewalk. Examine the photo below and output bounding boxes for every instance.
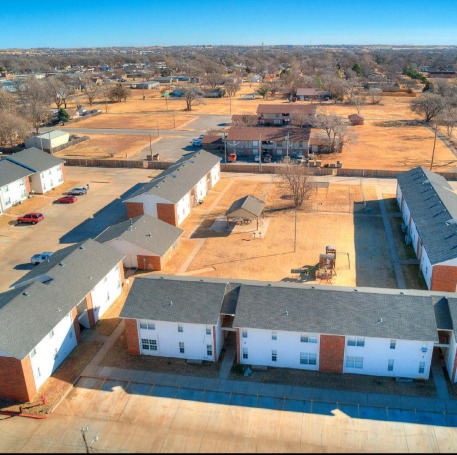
[80,363,457,415]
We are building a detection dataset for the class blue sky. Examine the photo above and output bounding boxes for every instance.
[1,0,457,48]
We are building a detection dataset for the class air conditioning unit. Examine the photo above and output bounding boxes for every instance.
[405,235,412,246]
[421,347,427,353]
[401,223,407,233]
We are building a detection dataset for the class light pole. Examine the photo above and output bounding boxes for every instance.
[157,120,160,138]
[165,95,168,113]
[103,92,108,113]
[430,121,438,171]
[81,427,98,453]
[173,113,176,129]
[286,131,290,160]
[229,94,232,116]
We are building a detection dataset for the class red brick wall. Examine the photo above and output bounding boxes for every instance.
[71,307,82,343]
[0,355,36,402]
[137,255,161,271]
[319,334,345,373]
[125,319,140,355]
[157,203,177,226]
[85,293,96,328]
[60,163,66,182]
[431,265,457,292]
[126,202,144,219]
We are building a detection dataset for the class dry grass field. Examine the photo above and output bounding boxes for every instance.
[159,178,396,288]
[55,134,160,159]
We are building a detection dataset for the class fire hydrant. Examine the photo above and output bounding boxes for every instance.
[41,394,47,405]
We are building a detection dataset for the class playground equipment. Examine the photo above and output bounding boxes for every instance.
[315,245,337,282]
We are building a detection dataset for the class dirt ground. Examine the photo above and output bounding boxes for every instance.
[55,134,160,160]
[160,177,396,289]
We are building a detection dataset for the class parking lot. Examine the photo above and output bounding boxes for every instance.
[0,166,158,291]
[1,376,452,453]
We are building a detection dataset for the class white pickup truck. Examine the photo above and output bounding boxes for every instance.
[30,252,53,265]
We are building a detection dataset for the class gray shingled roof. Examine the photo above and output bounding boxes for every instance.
[447,298,457,342]
[95,215,183,256]
[227,195,265,218]
[0,159,33,188]
[6,148,65,173]
[397,167,457,265]
[1,239,124,359]
[232,284,439,342]
[120,276,228,325]
[433,297,453,331]
[13,238,124,289]
[125,151,221,204]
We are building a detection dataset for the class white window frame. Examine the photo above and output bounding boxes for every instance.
[272,350,277,362]
[242,330,247,339]
[179,342,185,354]
[206,326,212,335]
[388,359,394,371]
[207,344,213,356]
[178,324,183,333]
[300,352,317,365]
[301,335,317,343]
[419,361,425,374]
[271,331,277,341]
[242,347,248,359]
[347,337,365,347]
[346,356,363,369]
[390,339,396,349]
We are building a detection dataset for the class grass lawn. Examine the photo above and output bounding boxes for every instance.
[99,332,222,378]
[230,364,436,398]
[402,264,428,290]
[389,215,417,260]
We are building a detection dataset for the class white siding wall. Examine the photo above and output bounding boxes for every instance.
[420,248,433,290]
[176,193,191,226]
[239,328,320,370]
[0,178,28,211]
[196,176,207,200]
[29,311,77,390]
[343,336,434,379]
[137,320,216,361]
[38,164,64,193]
[211,163,220,187]
[446,334,457,382]
[129,193,171,218]
[90,263,123,321]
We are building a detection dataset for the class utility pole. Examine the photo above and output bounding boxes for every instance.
[430,122,438,171]
[104,92,108,113]
[173,113,176,129]
[286,131,290,160]
[229,94,232,116]
[224,135,227,164]
[165,95,168,113]
[149,133,153,155]
[294,207,297,253]
[258,132,262,172]
[157,120,160,138]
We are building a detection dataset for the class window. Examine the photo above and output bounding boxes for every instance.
[30,348,36,358]
[346,356,363,369]
[179,342,185,354]
[300,353,317,365]
[206,326,212,335]
[242,330,247,338]
[147,323,155,330]
[272,331,277,341]
[178,324,183,333]
[347,337,365,347]
[49,330,54,339]
[272,350,277,362]
[37,367,41,377]
[388,359,394,372]
[207,345,213,356]
[54,348,59,360]
[106,291,110,302]
[242,348,248,359]
[419,361,425,374]
[390,340,396,350]
[140,322,155,330]
[300,335,317,343]
[140,323,147,329]
[142,339,157,351]
[69,331,73,339]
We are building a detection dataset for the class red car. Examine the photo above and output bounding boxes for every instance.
[17,212,44,225]
[228,153,237,162]
[58,195,78,204]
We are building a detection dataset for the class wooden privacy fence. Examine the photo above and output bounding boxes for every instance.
[63,159,457,181]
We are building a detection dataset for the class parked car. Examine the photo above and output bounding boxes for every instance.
[17,212,44,225]
[228,153,237,162]
[198,134,205,139]
[191,138,202,147]
[254,155,260,162]
[296,157,304,164]
[67,187,87,196]
[263,154,272,163]
[58,195,78,204]
[30,252,53,265]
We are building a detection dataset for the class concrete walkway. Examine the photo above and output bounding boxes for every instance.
[218,346,237,380]
[80,363,457,415]
[432,356,450,400]
[376,186,407,289]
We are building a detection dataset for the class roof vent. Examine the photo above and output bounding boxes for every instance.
[422,179,430,184]
[267,283,272,286]
[377,318,383,323]
[79,245,86,250]
[354,289,358,292]
[146,233,152,237]
[23,291,30,297]
[169,300,173,306]
[283,310,289,316]
[59,262,65,267]
[446,219,457,226]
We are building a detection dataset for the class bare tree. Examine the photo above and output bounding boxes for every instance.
[46,78,66,110]
[107,83,130,103]
[351,91,367,114]
[0,110,32,148]
[16,78,53,133]
[205,72,224,90]
[322,75,348,103]
[231,114,258,126]
[82,77,104,105]
[176,85,204,111]
[276,163,315,208]
[0,91,15,111]
[437,105,457,139]
[313,113,352,153]
[411,93,445,122]
[290,112,314,128]
[223,79,240,97]
[368,88,383,105]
